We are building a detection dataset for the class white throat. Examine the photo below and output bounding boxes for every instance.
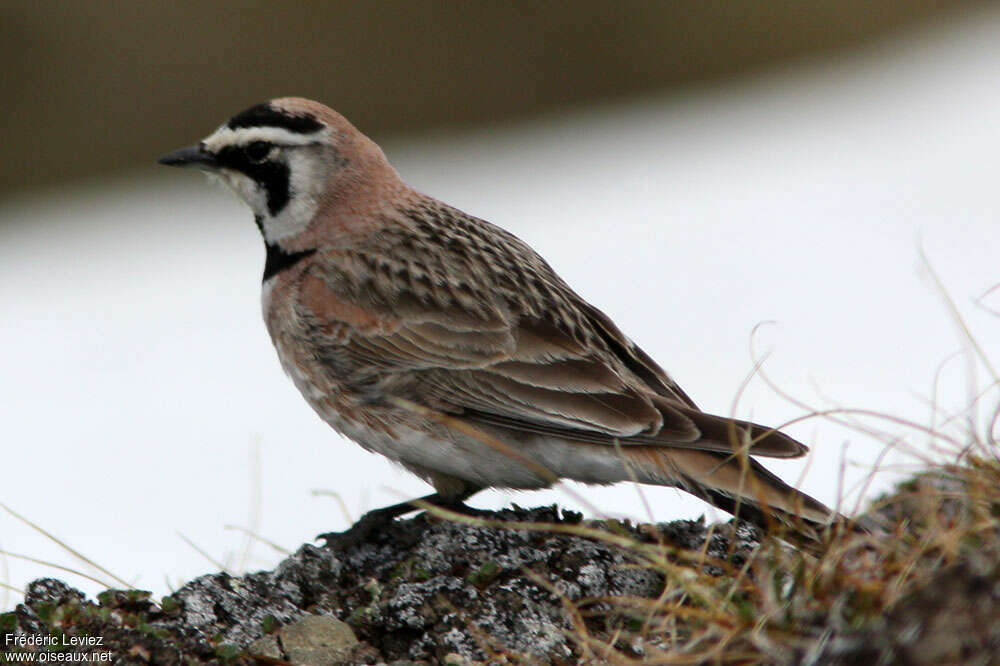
[260,147,325,244]
[201,124,333,244]
[210,153,326,245]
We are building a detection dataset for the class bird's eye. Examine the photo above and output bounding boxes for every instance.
[245,141,272,163]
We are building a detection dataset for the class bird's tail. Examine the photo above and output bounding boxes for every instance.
[622,447,848,547]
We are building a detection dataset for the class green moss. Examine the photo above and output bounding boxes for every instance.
[160,595,181,614]
[389,557,431,582]
[261,614,280,634]
[363,578,383,598]
[46,630,70,653]
[214,644,243,660]
[732,596,756,623]
[0,612,17,633]
[601,519,634,538]
[135,621,170,639]
[347,605,372,626]
[388,559,410,580]
[50,600,84,626]
[467,560,501,588]
[33,602,56,623]
[624,615,644,632]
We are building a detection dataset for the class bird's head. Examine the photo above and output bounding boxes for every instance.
[159,97,396,246]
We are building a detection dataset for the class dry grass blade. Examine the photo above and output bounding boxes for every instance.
[311,489,355,524]
[0,550,115,589]
[175,532,232,576]
[0,501,132,590]
[919,246,998,385]
[223,525,291,556]
[0,581,25,597]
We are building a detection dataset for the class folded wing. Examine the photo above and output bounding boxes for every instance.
[296,244,806,459]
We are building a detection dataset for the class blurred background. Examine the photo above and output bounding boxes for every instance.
[2,2,998,610]
[2,0,983,193]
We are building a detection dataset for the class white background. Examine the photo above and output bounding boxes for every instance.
[2,6,998,610]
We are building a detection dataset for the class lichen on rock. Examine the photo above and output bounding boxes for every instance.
[1,505,753,664]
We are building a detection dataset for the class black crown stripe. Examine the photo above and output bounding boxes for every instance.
[227,103,323,134]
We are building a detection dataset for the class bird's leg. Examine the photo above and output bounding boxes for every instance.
[317,489,479,549]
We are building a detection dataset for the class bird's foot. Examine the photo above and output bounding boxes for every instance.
[316,491,488,549]
[316,491,479,549]
[421,501,493,521]
[316,508,395,550]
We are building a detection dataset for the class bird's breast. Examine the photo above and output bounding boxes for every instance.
[261,271,390,436]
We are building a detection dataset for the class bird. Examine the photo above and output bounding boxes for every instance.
[159,97,842,545]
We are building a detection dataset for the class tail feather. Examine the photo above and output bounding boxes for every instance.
[664,401,809,459]
[622,447,849,546]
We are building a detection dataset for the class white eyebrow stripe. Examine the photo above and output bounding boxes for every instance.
[202,125,327,151]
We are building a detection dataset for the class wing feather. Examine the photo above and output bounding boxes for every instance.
[291,205,806,459]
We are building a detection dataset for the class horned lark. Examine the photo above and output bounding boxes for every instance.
[160,98,840,544]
